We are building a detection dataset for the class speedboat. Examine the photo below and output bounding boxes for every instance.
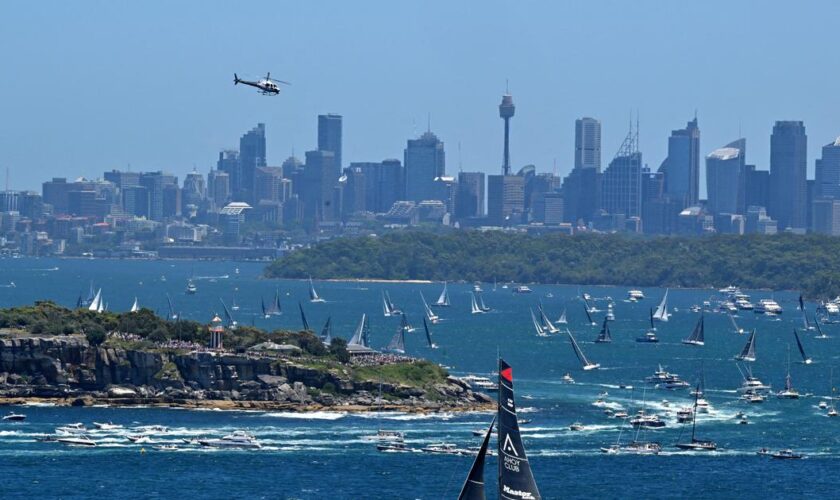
[2,411,26,421]
[513,285,533,294]
[154,444,179,451]
[569,423,585,431]
[377,441,409,452]
[828,407,838,417]
[676,407,694,423]
[771,449,804,460]
[375,430,404,443]
[186,280,197,294]
[56,423,87,434]
[636,331,659,343]
[675,439,717,451]
[57,435,97,447]
[739,376,771,393]
[561,372,575,384]
[742,392,765,404]
[127,435,153,444]
[630,411,665,428]
[818,401,828,410]
[92,421,123,430]
[421,443,471,455]
[627,290,645,301]
[613,411,629,419]
[199,430,261,449]
[756,447,772,456]
[695,398,711,413]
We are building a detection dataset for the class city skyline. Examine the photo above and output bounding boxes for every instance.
[2,1,839,192]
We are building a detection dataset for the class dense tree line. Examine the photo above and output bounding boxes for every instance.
[265,231,840,299]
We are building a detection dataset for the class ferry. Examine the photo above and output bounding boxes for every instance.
[460,375,497,392]
[755,298,782,314]
[627,290,645,301]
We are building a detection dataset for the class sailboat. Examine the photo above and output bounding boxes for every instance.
[675,383,717,451]
[729,313,744,334]
[130,297,140,313]
[420,292,440,324]
[422,317,438,349]
[636,308,659,343]
[815,316,829,339]
[298,302,310,330]
[595,316,612,343]
[555,307,568,325]
[458,359,541,500]
[792,328,812,364]
[261,297,268,318]
[583,303,596,326]
[320,317,333,345]
[400,314,416,333]
[476,292,491,312]
[347,314,375,354]
[219,298,237,330]
[82,281,96,308]
[435,282,451,307]
[530,308,547,337]
[382,291,402,317]
[166,294,178,320]
[308,277,325,303]
[566,329,599,370]
[88,288,103,313]
[682,314,705,346]
[735,329,757,362]
[263,289,282,317]
[828,369,838,417]
[470,292,484,315]
[602,387,661,455]
[653,289,671,322]
[185,279,197,295]
[800,295,814,330]
[537,303,559,333]
[776,346,800,399]
[231,295,240,311]
[385,319,407,354]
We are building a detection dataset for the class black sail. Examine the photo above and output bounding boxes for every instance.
[299,302,310,330]
[458,416,496,500]
[498,359,541,500]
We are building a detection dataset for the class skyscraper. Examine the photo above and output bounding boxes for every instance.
[499,93,515,175]
[455,172,485,219]
[658,117,700,208]
[318,114,343,171]
[769,120,807,230]
[706,139,746,215]
[301,150,337,222]
[217,150,240,199]
[574,117,601,170]
[815,136,840,199]
[404,131,445,202]
[239,123,266,203]
[487,174,524,225]
[602,127,642,218]
[139,171,178,221]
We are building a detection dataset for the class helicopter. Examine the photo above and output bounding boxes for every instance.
[233,72,290,95]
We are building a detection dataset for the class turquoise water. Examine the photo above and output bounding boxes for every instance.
[1,258,839,499]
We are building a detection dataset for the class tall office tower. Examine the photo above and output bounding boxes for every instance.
[499,93,515,175]
[182,169,206,209]
[207,170,230,208]
[254,167,288,203]
[318,114,343,171]
[139,171,179,221]
[815,136,840,199]
[706,139,746,215]
[301,150,337,221]
[487,174,525,225]
[561,165,600,225]
[602,126,642,218]
[575,117,602,170]
[217,150,240,198]
[239,123,267,203]
[455,171,486,219]
[658,117,700,208]
[743,165,770,211]
[769,120,807,230]
[404,131,445,202]
[103,170,141,191]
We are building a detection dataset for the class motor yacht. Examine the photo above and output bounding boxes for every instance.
[57,435,97,447]
[198,430,261,449]
[2,411,26,421]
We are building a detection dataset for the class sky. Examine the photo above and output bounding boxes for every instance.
[1,1,839,197]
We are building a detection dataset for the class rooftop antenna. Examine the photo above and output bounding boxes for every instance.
[427,113,431,133]
[505,78,509,93]
[458,142,463,172]
[553,158,557,177]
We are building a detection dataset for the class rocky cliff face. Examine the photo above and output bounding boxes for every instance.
[0,335,491,409]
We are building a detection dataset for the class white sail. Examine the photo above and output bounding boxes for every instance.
[556,307,568,325]
[88,289,102,312]
[348,314,367,346]
[567,329,599,370]
[420,292,439,323]
[477,292,491,312]
[530,308,546,337]
[130,297,139,313]
[470,292,483,315]
[435,282,450,307]
[538,304,559,333]
[382,293,392,317]
[735,329,757,361]
[309,277,324,303]
[653,289,670,322]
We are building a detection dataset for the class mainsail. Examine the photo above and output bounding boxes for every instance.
[556,307,567,325]
[88,288,102,313]
[299,302,310,330]
[729,313,743,334]
[595,317,612,343]
[420,292,439,323]
[793,328,812,364]
[435,282,450,307]
[471,293,483,315]
[498,359,542,500]
[130,297,139,313]
[309,277,324,303]
[457,416,496,500]
[800,296,812,330]
[386,319,406,354]
[682,315,705,346]
[538,304,558,333]
[348,314,367,346]
[382,291,402,316]
[653,289,670,322]
[530,308,546,337]
[815,317,828,339]
[477,292,491,312]
[219,298,236,328]
[583,304,595,325]
[320,317,333,345]
[649,307,656,331]
[422,317,437,349]
[567,329,599,370]
[735,329,757,361]
[166,294,177,320]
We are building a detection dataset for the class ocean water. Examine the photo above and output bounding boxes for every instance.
[1,257,839,499]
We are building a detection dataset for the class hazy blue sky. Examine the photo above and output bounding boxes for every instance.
[1,1,838,195]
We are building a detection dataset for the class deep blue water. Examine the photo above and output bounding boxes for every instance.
[1,258,839,499]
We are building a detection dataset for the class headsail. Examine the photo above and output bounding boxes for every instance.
[386,319,406,354]
[435,282,450,307]
[299,302,310,330]
[477,292,491,312]
[595,316,612,343]
[653,289,670,322]
[538,303,558,333]
[309,277,324,303]
[88,288,102,313]
[130,297,140,313]
[471,292,483,315]
[420,291,439,323]
[457,416,496,500]
[219,298,236,328]
[348,314,367,346]
[498,359,541,500]
[735,329,757,362]
[793,328,812,364]
[530,308,546,337]
[583,304,594,325]
[320,317,333,345]
[556,307,567,325]
[422,317,437,349]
